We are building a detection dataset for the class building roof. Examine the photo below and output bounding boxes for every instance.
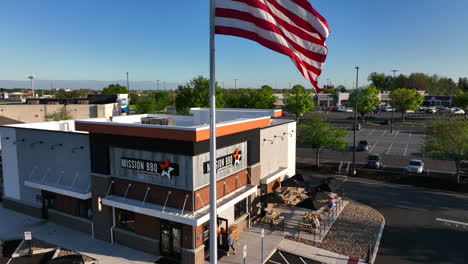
[74,108,287,142]
[0,115,23,125]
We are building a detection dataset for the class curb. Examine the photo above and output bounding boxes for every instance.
[302,171,468,198]
[370,216,386,264]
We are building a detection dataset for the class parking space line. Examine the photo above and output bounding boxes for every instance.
[278,251,290,264]
[381,130,386,136]
[369,142,378,153]
[436,218,468,226]
[385,141,394,154]
[268,260,281,264]
[368,128,376,136]
[403,143,409,156]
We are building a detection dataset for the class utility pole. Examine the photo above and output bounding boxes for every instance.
[157,80,160,90]
[126,72,130,93]
[163,81,166,90]
[352,66,359,176]
[391,69,398,133]
[28,75,35,98]
[234,79,238,89]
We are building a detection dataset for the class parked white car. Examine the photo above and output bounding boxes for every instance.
[336,106,347,112]
[405,160,424,174]
[426,107,437,114]
[450,108,465,114]
[381,105,395,112]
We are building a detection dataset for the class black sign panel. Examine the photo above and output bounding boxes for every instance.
[121,157,179,177]
[203,150,242,174]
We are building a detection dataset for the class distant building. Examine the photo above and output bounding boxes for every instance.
[0,94,127,123]
[422,95,453,107]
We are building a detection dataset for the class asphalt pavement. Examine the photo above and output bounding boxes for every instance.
[302,172,468,264]
[297,148,457,174]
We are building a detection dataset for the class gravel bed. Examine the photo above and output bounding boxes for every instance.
[17,239,56,254]
[287,201,384,260]
[57,248,96,262]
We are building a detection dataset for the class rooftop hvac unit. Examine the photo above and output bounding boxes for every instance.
[141,117,175,126]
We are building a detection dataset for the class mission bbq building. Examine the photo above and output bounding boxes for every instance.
[1,108,296,263]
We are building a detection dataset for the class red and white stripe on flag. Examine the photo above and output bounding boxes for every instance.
[215,0,330,92]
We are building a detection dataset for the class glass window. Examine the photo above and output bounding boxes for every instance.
[78,199,93,220]
[160,220,182,259]
[234,198,247,220]
[116,208,136,232]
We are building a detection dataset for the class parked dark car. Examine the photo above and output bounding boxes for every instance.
[364,154,384,169]
[357,140,370,152]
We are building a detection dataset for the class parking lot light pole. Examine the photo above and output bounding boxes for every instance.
[391,69,398,133]
[352,66,359,175]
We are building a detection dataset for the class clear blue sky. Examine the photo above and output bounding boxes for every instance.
[1,0,467,89]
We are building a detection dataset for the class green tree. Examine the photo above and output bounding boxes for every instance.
[224,89,250,108]
[407,73,432,90]
[348,86,381,121]
[152,91,173,111]
[46,106,74,121]
[368,72,392,91]
[136,96,157,114]
[335,85,347,92]
[175,85,193,115]
[298,117,348,166]
[458,77,468,92]
[283,85,314,120]
[129,92,140,105]
[175,76,224,115]
[249,85,277,109]
[102,84,128,94]
[452,92,468,108]
[389,88,424,122]
[423,119,468,183]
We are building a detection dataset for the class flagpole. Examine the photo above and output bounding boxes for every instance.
[209,0,218,263]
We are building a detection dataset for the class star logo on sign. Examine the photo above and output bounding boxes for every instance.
[159,160,175,180]
[232,148,242,165]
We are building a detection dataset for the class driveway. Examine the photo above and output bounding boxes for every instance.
[302,172,468,264]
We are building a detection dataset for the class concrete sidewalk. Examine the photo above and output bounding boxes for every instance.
[218,225,284,264]
[0,203,159,264]
[217,224,366,264]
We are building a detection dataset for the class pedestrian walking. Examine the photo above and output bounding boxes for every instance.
[226,230,236,256]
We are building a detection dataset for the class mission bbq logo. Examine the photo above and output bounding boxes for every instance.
[121,157,179,179]
[203,148,242,174]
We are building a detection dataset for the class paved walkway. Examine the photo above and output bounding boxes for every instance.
[218,225,284,264]
[217,224,366,264]
[0,203,159,264]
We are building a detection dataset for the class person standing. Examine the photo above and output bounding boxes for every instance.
[226,231,236,256]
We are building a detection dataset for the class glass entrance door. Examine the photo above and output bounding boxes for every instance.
[160,220,182,259]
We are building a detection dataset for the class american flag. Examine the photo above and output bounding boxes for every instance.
[215,0,330,92]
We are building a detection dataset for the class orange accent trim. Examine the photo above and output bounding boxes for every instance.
[75,117,271,142]
[75,123,197,141]
[273,110,282,117]
[195,118,271,141]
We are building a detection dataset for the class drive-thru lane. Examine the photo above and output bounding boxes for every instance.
[302,172,468,264]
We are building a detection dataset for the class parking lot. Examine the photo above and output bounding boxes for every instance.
[266,250,324,264]
[344,127,424,157]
